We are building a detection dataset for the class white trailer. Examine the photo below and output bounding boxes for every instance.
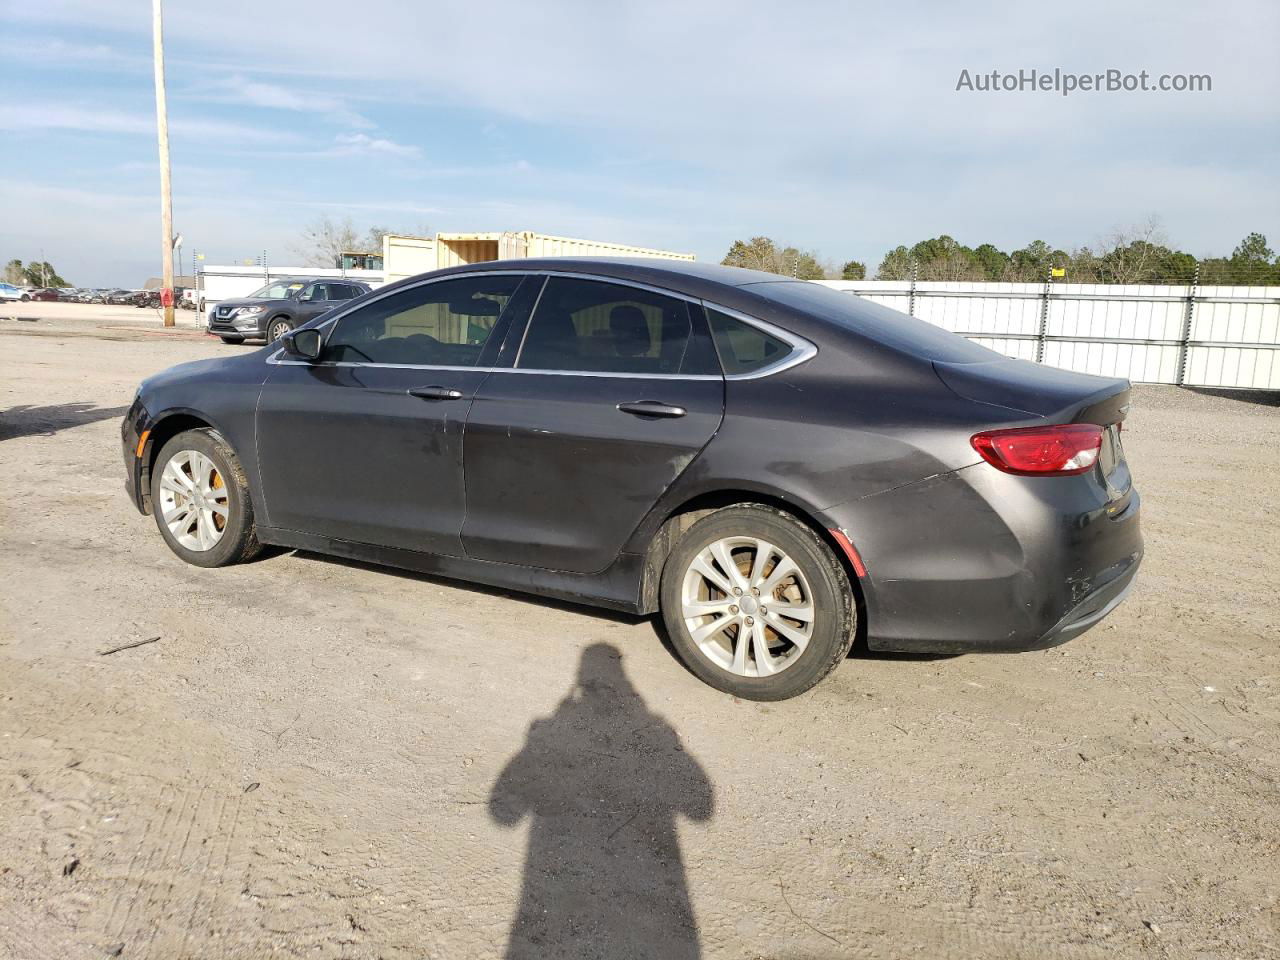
[195,265,385,313]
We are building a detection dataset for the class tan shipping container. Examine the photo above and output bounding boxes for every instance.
[381,234,437,284]
[386,231,695,279]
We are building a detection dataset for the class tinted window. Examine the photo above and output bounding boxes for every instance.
[518,277,704,374]
[707,309,793,375]
[750,280,1000,363]
[326,275,521,366]
[330,283,358,300]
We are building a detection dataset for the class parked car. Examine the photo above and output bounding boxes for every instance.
[123,259,1142,700]
[0,282,31,302]
[31,288,62,302]
[205,277,372,344]
[106,289,138,305]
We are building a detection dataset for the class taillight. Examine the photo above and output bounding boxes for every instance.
[971,423,1104,477]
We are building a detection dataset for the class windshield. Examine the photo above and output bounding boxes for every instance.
[247,281,306,300]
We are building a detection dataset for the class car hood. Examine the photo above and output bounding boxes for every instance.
[142,355,241,391]
[215,298,291,311]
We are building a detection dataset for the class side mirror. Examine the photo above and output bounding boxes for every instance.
[281,328,323,361]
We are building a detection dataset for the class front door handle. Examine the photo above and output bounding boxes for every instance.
[617,400,687,419]
[408,385,464,401]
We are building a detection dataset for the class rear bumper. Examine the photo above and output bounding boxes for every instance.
[829,462,1143,654]
[1025,552,1141,649]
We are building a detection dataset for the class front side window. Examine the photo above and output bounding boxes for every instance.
[706,308,794,375]
[517,277,709,375]
[325,275,522,366]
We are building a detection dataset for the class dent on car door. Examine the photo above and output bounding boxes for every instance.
[255,273,536,554]
[461,275,726,574]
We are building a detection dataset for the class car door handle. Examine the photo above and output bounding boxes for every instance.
[617,400,688,419]
[408,385,464,401]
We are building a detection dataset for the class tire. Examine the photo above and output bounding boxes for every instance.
[20,294,30,302]
[150,428,261,568]
[659,505,856,700]
[266,317,293,342]
[219,336,245,345]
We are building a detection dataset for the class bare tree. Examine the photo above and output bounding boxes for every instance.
[1093,215,1166,284]
[293,216,424,267]
[294,215,362,267]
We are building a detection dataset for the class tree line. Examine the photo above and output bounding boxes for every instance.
[4,259,69,287]
[722,224,1280,285]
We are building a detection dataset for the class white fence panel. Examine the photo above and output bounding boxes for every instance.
[815,280,1280,389]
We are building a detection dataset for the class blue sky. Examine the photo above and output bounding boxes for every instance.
[2,0,1277,286]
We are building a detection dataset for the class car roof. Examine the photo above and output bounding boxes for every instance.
[420,257,813,310]
[439,257,788,288]
[419,257,1003,366]
[266,277,369,285]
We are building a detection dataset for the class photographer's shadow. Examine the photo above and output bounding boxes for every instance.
[490,643,713,959]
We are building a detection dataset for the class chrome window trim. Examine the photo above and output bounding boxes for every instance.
[266,268,818,381]
[508,271,817,380]
[698,302,818,381]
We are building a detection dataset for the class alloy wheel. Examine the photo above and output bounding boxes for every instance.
[268,320,290,342]
[158,450,229,551]
[680,536,815,677]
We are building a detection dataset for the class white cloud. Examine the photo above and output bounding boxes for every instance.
[1,37,145,69]
[331,133,421,159]
[196,76,373,128]
[0,104,301,144]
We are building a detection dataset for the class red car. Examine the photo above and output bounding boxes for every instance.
[31,288,62,302]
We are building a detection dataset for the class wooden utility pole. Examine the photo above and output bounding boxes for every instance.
[151,0,175,327]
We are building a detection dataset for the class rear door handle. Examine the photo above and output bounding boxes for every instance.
[617,400,687,419]
[408,385,464,401]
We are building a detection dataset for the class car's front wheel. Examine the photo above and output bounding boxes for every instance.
[150,428,260,568]
[266,317,293,342]
[660,505,856,700]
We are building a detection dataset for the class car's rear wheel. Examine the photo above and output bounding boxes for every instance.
[219,335,245,345]
[660,505,856,700]
[267,317,292,342]
[150,429,260,568]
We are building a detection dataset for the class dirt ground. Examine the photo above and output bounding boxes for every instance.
[1,314,1277,960]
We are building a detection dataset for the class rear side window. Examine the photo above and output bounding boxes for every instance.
[325,275,521,366]
[707,309,793,375]
[517,277,713,375]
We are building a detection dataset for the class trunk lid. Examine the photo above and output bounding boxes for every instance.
[933,357,1131,426]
